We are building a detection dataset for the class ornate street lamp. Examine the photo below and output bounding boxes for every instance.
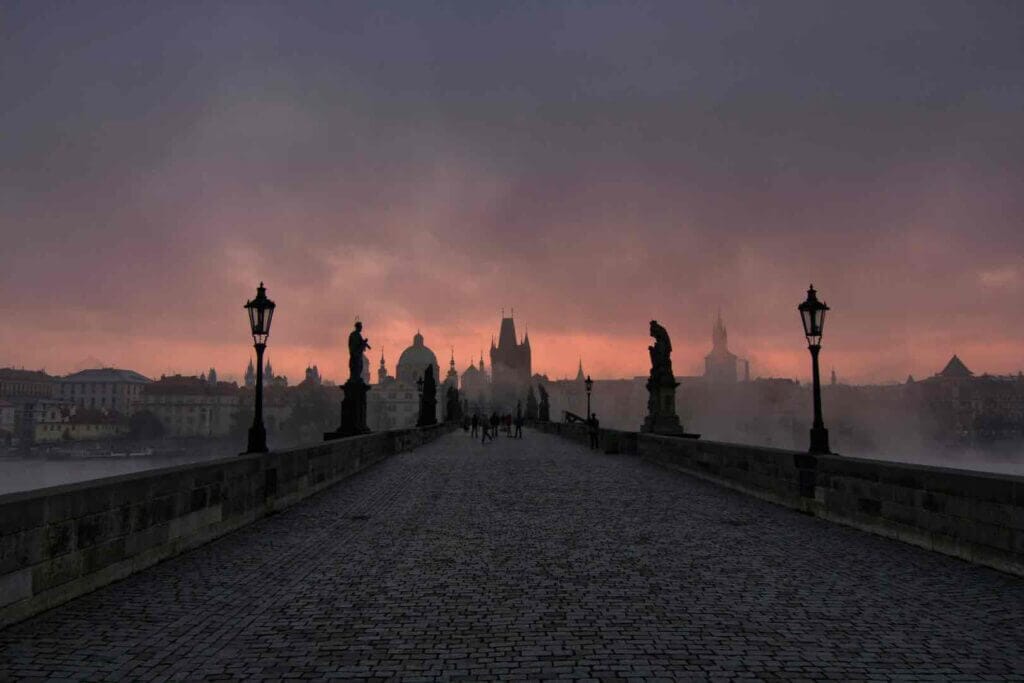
[584,375,594,418]
[798,284,830,454]
[244,282,275,454]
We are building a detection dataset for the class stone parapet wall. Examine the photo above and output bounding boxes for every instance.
[0,424,453,628]
[530,421,1024,577]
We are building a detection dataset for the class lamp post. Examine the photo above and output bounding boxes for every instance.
[798,284,830,454]
[244,282,275,454]
[584,374,593,418]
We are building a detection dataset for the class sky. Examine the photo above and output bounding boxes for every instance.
[2,1,1023,385]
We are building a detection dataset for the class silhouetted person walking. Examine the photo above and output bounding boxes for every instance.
[471,413,479,438]
[514,414,523,439]
[588,412,600,450]
[481,419,492,444]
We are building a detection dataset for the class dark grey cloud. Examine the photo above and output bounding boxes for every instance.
[1,1,1022,380]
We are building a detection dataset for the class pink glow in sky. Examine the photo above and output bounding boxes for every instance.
[2,3,1023,385]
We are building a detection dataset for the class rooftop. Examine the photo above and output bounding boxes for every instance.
[62,368,152,384]
[936,355,973,379]
[143,375,239,396]
[0,368,55,382]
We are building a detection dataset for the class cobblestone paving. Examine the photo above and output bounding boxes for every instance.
[2,430,1024,681]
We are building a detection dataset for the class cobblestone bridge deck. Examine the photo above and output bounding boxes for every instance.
[2,430,1022,681]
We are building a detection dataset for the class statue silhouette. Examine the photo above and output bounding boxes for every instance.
[348,322,371,383]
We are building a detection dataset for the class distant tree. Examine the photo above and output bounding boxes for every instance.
[229,389,254,440]
[281,385,336,445]
[445,386,462,423]
[525,385,539,420]
[417,365,437,427]
[129,410,165,440]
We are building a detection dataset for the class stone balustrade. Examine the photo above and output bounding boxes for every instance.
[0,424,452,628]
[531,420,1024,577]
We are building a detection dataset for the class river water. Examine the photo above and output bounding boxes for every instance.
[0,440,239,495]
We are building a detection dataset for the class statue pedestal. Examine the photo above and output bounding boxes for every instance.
[641,379,698,437]
[324,379,371,440]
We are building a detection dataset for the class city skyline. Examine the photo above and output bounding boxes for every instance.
[3,2,1023,385]
[1,304,1016,389]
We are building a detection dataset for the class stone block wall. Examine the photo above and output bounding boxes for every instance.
[0,424,452,628]
[531,421,1024,576]
[813,453,1024,576]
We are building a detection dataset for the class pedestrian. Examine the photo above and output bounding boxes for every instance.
[588,412,600,450]
[514,414,523,439]
[481,419,492,444]
[490,412,499,439]
[471,413,479,438]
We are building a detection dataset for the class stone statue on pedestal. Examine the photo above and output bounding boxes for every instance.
[641,320,693,436]
[348,322,371,382]
[325,321,372,440]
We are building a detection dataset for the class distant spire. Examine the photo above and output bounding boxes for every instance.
[576,358,585,382]
[713,309,728,350]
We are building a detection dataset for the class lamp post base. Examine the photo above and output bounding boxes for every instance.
[245,424,267,454]
[809,426,830,454]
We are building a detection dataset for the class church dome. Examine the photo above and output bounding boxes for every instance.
[396,332,439,385]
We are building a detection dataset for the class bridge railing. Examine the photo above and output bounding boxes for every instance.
[0,423,454,629]
[530,420,1024,578]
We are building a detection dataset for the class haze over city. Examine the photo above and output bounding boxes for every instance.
[5,4,1024,681]
[3,1,1023,385]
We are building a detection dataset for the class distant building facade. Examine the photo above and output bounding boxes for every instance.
[367,352,419,431]
[396,332,439,386]
[59,368,151,414]
[490,316,531,411]
[0,400,14,444]
[704,313,739,384]
[460,353,490,414]
[0,368,56,400]
[304,365,323,386]
[140,375,240,437]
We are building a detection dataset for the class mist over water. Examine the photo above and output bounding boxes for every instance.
[0,442,236,495]
[583,374,1024,477]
